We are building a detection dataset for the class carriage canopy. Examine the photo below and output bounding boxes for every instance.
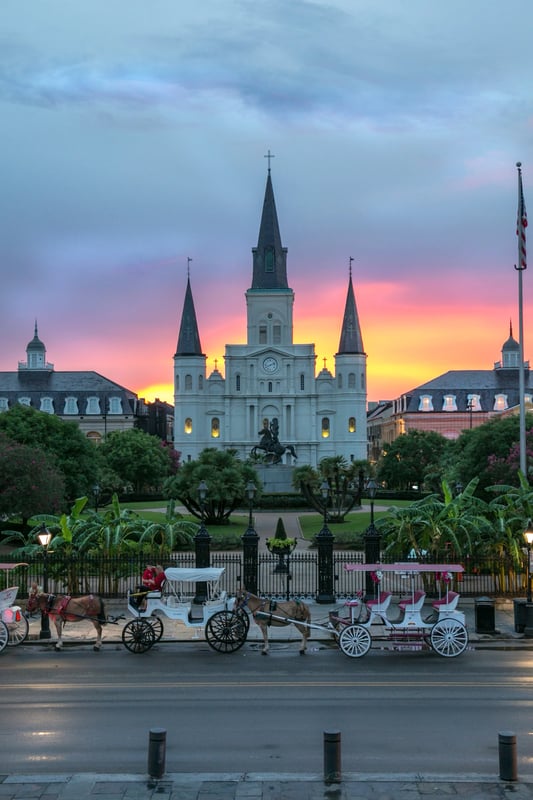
[164,567,225,583]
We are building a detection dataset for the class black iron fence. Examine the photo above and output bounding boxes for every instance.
[1,545,527,601]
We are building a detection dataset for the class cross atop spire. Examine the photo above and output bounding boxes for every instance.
[264,149,275,174]
[349,256,354,279]
[187,256,192,279]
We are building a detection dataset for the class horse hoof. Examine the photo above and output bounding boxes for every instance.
[93,646,101,652]
[261,651,268,656]
[300,651,306,656]
[54,646,61,652]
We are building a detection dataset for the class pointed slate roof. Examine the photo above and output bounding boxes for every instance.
[251,171,289,289]
[337,273,365,354]
[27,320,45,353]
[175,277,203,356]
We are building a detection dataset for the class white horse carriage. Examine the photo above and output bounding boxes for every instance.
[0,563,30,651]
[122,567,249,654]
[329,562,468,658]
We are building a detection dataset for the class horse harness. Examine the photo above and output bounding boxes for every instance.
[239,592,303,627]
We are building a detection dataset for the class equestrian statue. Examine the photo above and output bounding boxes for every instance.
[251,418,297,465]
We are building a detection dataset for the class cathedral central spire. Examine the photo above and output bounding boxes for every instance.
[251,168,288,290]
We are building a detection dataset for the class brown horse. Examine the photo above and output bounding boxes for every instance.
[234,589,311,655]
[26,582,107,651]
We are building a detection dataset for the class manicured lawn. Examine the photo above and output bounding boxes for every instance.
[298,510,389,540]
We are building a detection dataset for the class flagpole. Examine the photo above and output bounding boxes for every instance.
[516,162,527,477]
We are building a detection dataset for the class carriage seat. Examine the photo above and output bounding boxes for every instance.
[431,591,460,614]
[0,587,19,611]
[365,592,393,623]
[203,590,227,607]
[398,591,426,613]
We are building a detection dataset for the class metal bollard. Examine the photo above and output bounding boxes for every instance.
[498,731,517,781]
[323,729,341,784]
[147,728,166,779]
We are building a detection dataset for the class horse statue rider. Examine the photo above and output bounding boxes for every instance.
[252,418,297,465]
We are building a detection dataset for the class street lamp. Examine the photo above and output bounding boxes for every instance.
[245,481,256,533]
[364,478,380,598]
[316,480,335,604]
[37,524,52,639]
[524,521,533,604]
[93,483,100,513]
[194,480,211,603]
[241,481,259,594]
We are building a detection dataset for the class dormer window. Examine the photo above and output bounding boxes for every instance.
[40,397,54,414]
[18,397,31,407]
[494,394,508,411]
[467,394,482,412]
[64,397,79,414]
[86,397,100,414]
[0,398,8,412]
[109,397,122,414]
[442,395,457,412]
[418,395,433,412]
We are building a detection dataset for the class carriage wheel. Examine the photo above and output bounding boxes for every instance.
[338,624,372,658]
[0,620,9,653]
[236,608,250,635]
[122,619,156,654]
[430,618,468,658]
[5,612,29,646]
[205,610,247,653]
[146,615,164,642]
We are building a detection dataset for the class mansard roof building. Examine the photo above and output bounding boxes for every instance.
[375,325,531,453]
[0,324,173,443]
[173,168,368,466]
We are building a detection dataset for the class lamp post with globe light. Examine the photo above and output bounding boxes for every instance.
[37,524,52,639]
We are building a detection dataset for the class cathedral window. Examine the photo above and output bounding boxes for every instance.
[176,375,180,391]
[265,246,275,272]
[300,374,305,391]
[442,395,457,412]
[259,326,267,344]
[184,417,193,434]
[87,431,102,444]
[185,374,192,391]
[40,397,54,414]
[268,381,273,393]
[321,417,330,438]
[494,394,508,411]
[348,373,356,389]
[18,397,31,406]
[198,375,203,391]
[338,374,343,389]
[348,417,356,433]
[236,374,241,391]
[0,398,8,412]
[361,372,365,389]
[64,397,78,414]
[211,417,220,438]
[109,397,122,414]
[273,325,281,344]
[418,395,433,412]
[86,397,101,414]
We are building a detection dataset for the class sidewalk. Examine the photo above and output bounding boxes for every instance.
[3,771,533,799]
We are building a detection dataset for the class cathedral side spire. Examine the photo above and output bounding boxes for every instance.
[337,263,365,355]
[175,275,203,356]
[251,165,288,289]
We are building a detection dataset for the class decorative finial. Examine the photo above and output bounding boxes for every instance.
[264,149,275,174]
[349,256,354,279]
[323,357,327,369]
[517,162,522,169]
[187,257,192,279]
[214,358,218,371]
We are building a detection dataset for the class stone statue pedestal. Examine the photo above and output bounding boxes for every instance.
[256,465,294,494]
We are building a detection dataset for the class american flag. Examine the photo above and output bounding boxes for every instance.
[517,162,528,269]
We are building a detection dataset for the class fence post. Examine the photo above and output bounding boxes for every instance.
[194,521,212,603]
[241,527,259,594]
[316,527,335,604]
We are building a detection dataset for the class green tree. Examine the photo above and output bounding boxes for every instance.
[450,414,533,500]
[100,429,173,495]
[0,404,97,500]
[377,430,449,491]
[293,456,367,522]
[163,448,260,525]
[0,433,65,525]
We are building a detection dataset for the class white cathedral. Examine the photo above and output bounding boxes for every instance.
[173,167,368,468]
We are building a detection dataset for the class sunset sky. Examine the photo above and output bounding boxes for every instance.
[2,1,533,406]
